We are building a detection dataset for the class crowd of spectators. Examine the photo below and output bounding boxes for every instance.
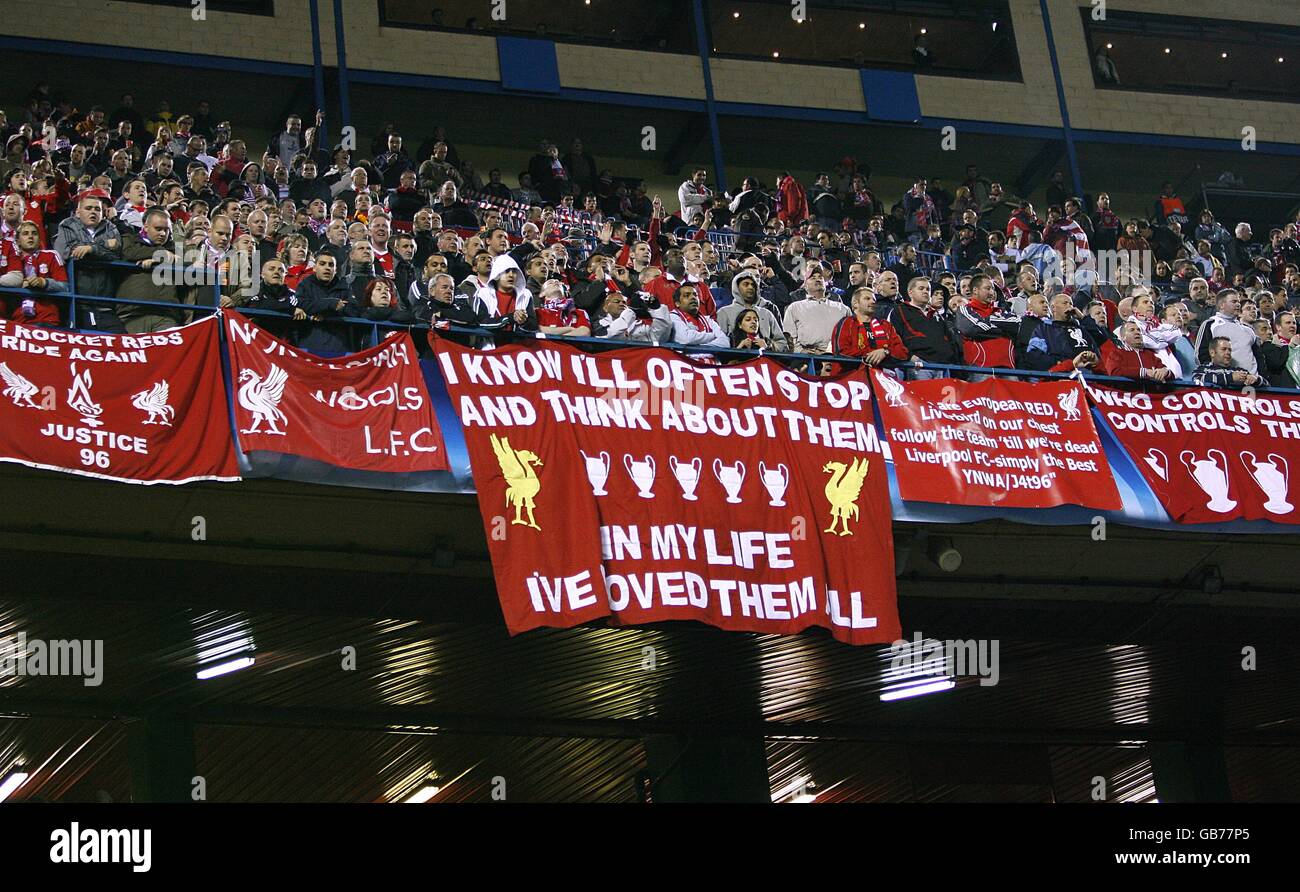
[4,84,1300,389]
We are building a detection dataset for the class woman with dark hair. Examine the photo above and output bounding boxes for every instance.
[229,161,270,203]
[730,307,767,353]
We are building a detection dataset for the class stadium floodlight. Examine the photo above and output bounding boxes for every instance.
[0,767,30,802]
[880,678,955,701]
[404,784,441,803]
[196,656,255,680]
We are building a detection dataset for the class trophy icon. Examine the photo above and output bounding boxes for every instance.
[713,459,746,504]
[1144,448,1168,482]
[669,456,702,501]
[1180,449,1237,514]
[1241,452,1292,515]
[580,450,610,496]
[623,454,657,499]
[758,461,790,507]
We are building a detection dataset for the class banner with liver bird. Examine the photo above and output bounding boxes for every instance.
[224,314,448,473]
[0,315,238,484]
[434,337,900,645]
[873,372,1121,511]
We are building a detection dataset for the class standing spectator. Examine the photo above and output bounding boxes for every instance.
[116,208,186,333]
[54,191,122,330]
[889,276,962,376]
[955,273,1019,371]
[902,177,937,246]
[1227,223,1257,278]
[294,249,356,354]
[560,138,597,196]
[830,285,910,372]
[0,220,66,324]
[1194,288,1262,375]
[267,115,303,171]
[1019,293,1105,373]
[809,173,841,231]
[1100,320,1174,381]
[374,133,414,191]
[678,168,712,224]
[1087,196,1117,256]
[716,268,787,351]
[775,172,809,228]
[1152,181,1189,229]
[107,93,146,143]
[782,266,849,353]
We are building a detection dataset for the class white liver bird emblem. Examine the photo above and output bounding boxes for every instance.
[132,380,175,426]
[0,362,42,409]
[1058,387,1081,421]
[876,371,908,408]
[238,365,289,435]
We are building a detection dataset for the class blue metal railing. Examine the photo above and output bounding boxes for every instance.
[14,265,1297,395]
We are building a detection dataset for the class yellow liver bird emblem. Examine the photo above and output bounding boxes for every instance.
[823,457,869,537]
[491,433,543,530]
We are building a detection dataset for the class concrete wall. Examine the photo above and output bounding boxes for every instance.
[1050,0,1300,142]
[6,0,1300,149]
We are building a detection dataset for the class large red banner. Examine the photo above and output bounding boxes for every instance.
[435,338,900,645]
[1090,384,1300,523]
[0,316,238,484]
[225,314,448,472]
[873,372,1121,510]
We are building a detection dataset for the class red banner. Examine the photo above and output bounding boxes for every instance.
[225,314,448,472]
[0,316,238,484]
[1090,384,1300,523]
[435,338,899,645]
[873,372,1121,510]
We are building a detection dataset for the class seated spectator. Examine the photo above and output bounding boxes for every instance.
[1100,320,1175,381]
[386,169,423,223]
[955,272,1019,371]
[1194,288,1262,377]
[782,266,849,354]
[716,268,787,351]
[592,289,671,343]
[889,276,962,377]
[294,249,355,354]
[0,220,66,324]
[1020,293,1105,373]
[668,284,728,349]
[1194,335,1264,388]
[116,207,187,333]
[729,307,770,355]
[535,279,591,337]
[829,285,910,374]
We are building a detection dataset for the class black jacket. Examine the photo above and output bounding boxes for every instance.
[889,301,962,365]
[293,274,356,355]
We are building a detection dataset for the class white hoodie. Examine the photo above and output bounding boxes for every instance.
[474,253,533,317]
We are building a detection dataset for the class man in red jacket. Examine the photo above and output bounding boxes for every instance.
[776,172,809,228]
[827,284,910,375]
[1100,320,1174,381]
